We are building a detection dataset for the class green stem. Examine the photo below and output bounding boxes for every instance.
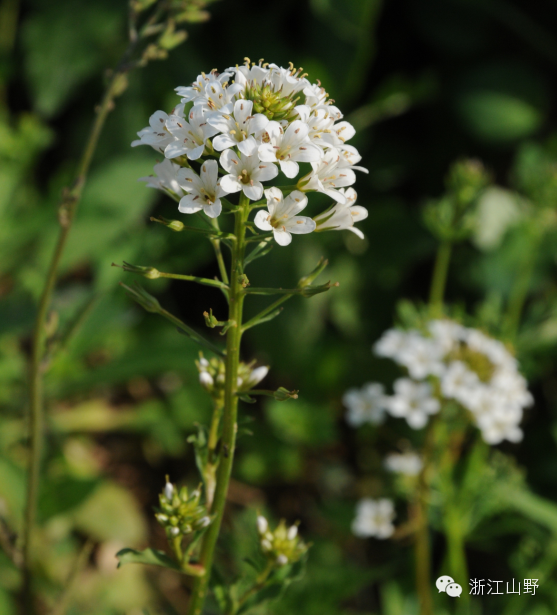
[414,417,438,615]
[22,65,130,609]
[505,251,536,341]
[242,295,292,331]
[156,271,229,291]
[444,506,469,607]
[429,241,452,317]
[205,400,223,511]
[230,561,274,615]
[186,194,250,615]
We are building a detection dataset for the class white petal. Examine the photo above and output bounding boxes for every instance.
[273,228,292,246]
[186,144,205,160]
[243,182,263,201]
[220,149,240,173]
[238,136,258,157]
[258,144,278,162]
[178,195,203,214]
[213,134,236,151]
[200,159,218,186]
[164,141,188,159]
[347,226,365,239]
[254,210,273,231]
[295,143,323,163]
[220,175,242,193]
[204,199,222,218]
[280,159,299,178]
[286,216,316,235]
[256,162,278,182]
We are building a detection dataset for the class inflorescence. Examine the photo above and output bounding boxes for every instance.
[133,58,369,245]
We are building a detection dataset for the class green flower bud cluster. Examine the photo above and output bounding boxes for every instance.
[423,159,491,243]
[242,61,310,122]
[155,479,211,540]
[257,515,308,567]
[196,353,269,399]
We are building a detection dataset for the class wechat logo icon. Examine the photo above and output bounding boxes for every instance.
[436,575,462,598]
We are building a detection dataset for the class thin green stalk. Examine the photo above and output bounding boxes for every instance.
[205,400,223,511]
[22,69,127,608]
[444,506,469,609]
[157,271,229,291]
[50,540,94,615]
[186,194,250,615]
[429,241,452,316]
[229,561,274,615]
[505,251,536,341]
[414,416,438,615]
[242,295,292,331]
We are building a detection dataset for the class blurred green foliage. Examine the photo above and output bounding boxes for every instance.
[2,0,557,613]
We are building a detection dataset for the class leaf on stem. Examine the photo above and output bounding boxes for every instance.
[116,547,183,572]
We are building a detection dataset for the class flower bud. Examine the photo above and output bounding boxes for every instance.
[164,481,174,501]
[257,515,268,534]
[169,526,180,537]
[276,554,288,566]
[287,525,298,540]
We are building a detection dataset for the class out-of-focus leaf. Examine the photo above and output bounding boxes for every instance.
[38,476,99,521]
[116,547,181,572]
[22,2,122,117]
[265,398,335,447]
[472,187,524,251]
[71,482,147,544]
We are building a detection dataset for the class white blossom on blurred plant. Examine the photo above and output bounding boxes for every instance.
[357,319,533,444]
[342,383,387,427]
[352,498,396,539]
[384,451,423,476]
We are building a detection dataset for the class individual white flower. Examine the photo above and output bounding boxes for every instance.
[139,159,184,198]
[175,70,233,104]
[342,383,387,427]
[295,105,338,149]
[229,61,271,91]
[427,319,463,354]
[441,361,481,405]
[374,329,409,360]
[266,63,310,97]
[475,404,523,445]
[258,120,322,178]
[297,147,357,203]
[313,188,368,239]
[189,77,243,112]
[176,160,228,218]
[384,452,423,476]
[165,106,219,160]
[351,498,395,539]
[238,365,269,391]
[387,378,440,429]
[253,187,316,246]
[303,82,329,108]
[208,99,269,156]
[219,150,278,201]
[396,332,445,380]
[490,369,533,408]
[131,110,178,153]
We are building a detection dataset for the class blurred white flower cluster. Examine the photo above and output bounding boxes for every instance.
[133,59,368,245]
[351,498,396,539]
[256,515,308,566]
[344,320,533,445]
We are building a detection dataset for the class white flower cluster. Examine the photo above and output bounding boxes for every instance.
[347,320,531,445]
[384,451,423,476]
[134,60,368,245]
[351,498,396,539]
